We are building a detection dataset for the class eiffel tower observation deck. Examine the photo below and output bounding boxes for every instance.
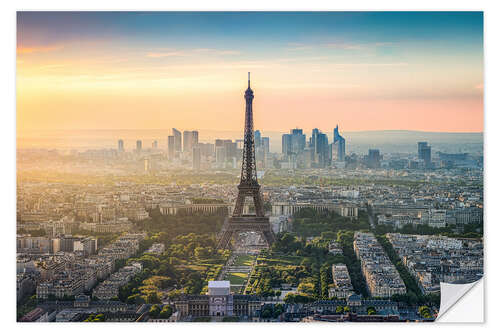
[217,73,276,250]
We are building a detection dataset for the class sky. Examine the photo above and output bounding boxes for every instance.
[17,12,484,136]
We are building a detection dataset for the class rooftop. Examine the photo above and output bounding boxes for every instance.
[208,280,230,289]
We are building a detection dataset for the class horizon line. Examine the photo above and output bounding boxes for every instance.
[17,128,484,135]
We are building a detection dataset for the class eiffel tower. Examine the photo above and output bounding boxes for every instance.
[217,73,275,249]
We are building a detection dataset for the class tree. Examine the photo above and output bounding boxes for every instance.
[194,247,210,259]
[336,305,343,314]
[321,231,336,240]
[419,305,432,319]
[283,293,316,304]
[84,313,105,322]
[149,304,161,318]
[367,306,376,315]
[159,305,173,319]
[273,303,284,318]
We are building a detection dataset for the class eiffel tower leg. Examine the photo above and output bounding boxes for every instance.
[233,193,245,217]
[261,229,275,247]
[252,190,264,217]
[217,230,234,250]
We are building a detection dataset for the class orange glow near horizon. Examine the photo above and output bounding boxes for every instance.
[16,12,484,137]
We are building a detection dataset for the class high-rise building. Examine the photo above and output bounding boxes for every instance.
[216,146,226,166]
[254,130,262,148]
[310,128,319,148]
[192,131,199,147]
[309,129,328,167]
[168,136,175,160]
[192,146,201,170]
[262,137,270,155]
[290,128,306,154]
[223,140,237,161]
[333,125,346,162]
[316,132,329,167]
[183,131,192,152]
[197,142,215,157]
[282,134,292,155]
[118,139,124,152]
[152,140,158,149]
[418,142,432,168]
[136,140,142,152]
[367,149,381,168]
[182,130,199,153]
[172,128,182,152]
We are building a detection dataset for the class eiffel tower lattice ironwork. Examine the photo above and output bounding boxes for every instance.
[217,73,276,249]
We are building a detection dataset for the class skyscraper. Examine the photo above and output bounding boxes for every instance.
[183,130,199,153]
[152,140,158,149]
[290,128,306,154]
[168,135,175,160]
[262,137,270,155]
[192,146,201,170]
[316,132,329,167]
[254,130,262,148]
[216,146,226,166]
[223,140,237,161]
[183,130,192,152]
[310,128,328,167]
[368,149,381,168]
[192,131,199,147]
[136,140,142,152]
[311,128,319,153]
[172,128,182,152]
[333,125,346,162]
[282,134,292,155]
[418,142,432,168]
[118,139,124,152]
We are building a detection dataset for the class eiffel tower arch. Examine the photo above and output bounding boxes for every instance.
[217,73,275,250]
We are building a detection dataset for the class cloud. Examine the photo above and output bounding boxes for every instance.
[146,48,241,58]
[146,51,186,58]
[194,48,241,55]
[324,43,365,50]
[331,62,408,67]
[17,45,63,55]
[284,43,313,51]
[286,41,396,52]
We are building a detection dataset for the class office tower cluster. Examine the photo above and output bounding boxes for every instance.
[281,125,346,169]
[165,128,268,170]
[114,128,437,172]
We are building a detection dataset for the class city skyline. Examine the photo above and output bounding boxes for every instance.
[17,12,483,136]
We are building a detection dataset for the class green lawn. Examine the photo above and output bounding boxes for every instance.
[227,272,248,285]
[234,254,255,266]
[258,255,303,266]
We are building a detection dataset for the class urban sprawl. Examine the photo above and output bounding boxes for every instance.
[17,126,483,322]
